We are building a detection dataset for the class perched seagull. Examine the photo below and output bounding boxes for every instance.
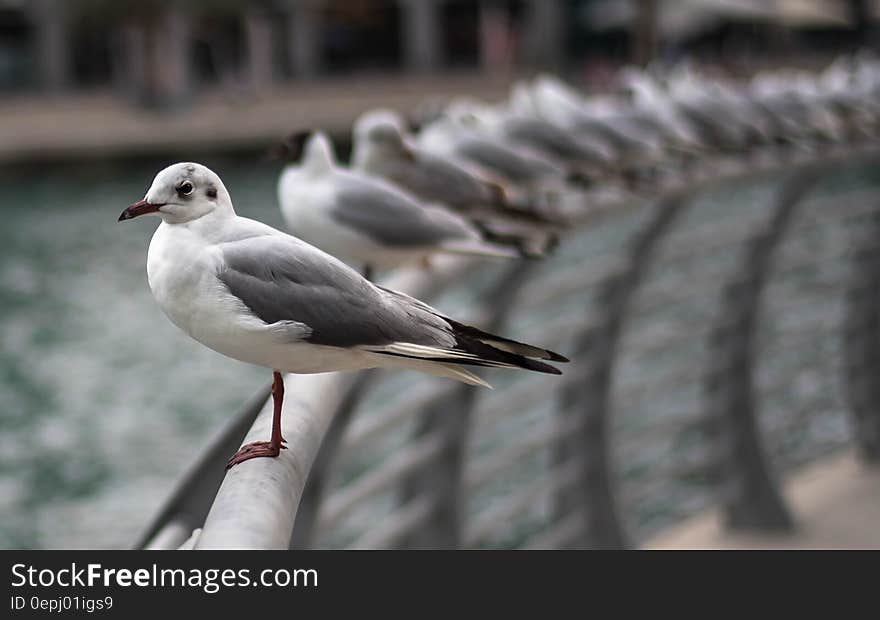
[444,97,615,180]
[275,131,523,274]
[351,109,560,256]
[119,162,567,468]
[353,108,526,217]
[418,114,570,191]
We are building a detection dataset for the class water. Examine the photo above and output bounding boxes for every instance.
[0,156,284,549]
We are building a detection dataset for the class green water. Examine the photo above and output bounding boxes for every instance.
[0,156,286,549]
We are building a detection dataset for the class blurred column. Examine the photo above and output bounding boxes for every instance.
[286,0,323,78]
[522,0,563,70]
[631,0,658,67]
[151,5,192,107]
[479,1,513,74]
[29,0,70,92]
[401,0,442,72]
[245,8,275,91]
[848,0,878,51]
[118,20,147,102]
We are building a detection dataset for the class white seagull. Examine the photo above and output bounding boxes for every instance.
[275,131,522,275]
[351,109,560,257]
[353,108,518,217]
[119,162,567,468]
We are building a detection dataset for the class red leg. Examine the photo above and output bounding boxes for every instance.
[226,371,288,469]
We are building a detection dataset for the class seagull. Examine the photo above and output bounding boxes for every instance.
[444,97,615,180]
[274,131,523,275]
[119,162,568,468]
[417,113,570,191]
[351,109,560,256]
[353,108,530,218]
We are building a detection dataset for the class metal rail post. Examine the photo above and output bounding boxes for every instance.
[843,201,880,462]
[702,168,822,531]
[398,262,537,548]
[559,190,694,548]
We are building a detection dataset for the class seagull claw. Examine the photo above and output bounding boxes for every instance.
[225,441,282,469]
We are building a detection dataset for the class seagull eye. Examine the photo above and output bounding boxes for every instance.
[177,181,194,196]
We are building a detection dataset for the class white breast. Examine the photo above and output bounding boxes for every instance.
[145,220,379,375]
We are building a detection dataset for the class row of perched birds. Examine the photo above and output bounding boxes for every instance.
[272,53,880,277]
[120,55,880,468]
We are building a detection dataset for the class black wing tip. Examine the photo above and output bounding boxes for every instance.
[444,317,570,365]
[532,360,563,375]
[544,351,570,363]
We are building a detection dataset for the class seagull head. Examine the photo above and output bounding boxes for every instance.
[119,162,233,225]
[353,109,413,161]
[445,97,495,130]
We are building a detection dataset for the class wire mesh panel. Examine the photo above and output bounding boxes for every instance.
[607,177,783,542]
[755,170,880,475]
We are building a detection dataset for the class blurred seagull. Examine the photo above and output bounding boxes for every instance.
[444,96,615,180]
[119,162,567,468]
[351,109,560,256]
[418,113,570,191]
[353,108,530,218]
[515,77,671,170]
[274,131,524,274]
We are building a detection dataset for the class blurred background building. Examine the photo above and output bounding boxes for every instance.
[0,1,876,105]
[0,0,875,163]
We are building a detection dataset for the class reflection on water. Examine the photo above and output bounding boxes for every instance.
[0,156,285,548]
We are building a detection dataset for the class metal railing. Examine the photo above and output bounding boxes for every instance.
[135,141,880,550]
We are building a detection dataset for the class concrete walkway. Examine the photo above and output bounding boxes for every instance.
[644,450,880,549]
[0,71,513,162]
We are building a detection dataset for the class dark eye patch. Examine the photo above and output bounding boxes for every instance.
[206,186,218,199]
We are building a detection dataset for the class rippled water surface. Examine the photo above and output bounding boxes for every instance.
[0,157,284,548]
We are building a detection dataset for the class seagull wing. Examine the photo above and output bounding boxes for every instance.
[215,230,565,375]
[330,174,476,247]
[216,232,451,348]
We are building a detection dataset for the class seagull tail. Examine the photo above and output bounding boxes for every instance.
[472,219,559,259]
[367,337,565,379]
[445,318,570,364]
[429,363,494,388]
[486,182,568,226]
[365,321,568,384]
[437,238,521,260]
[367,352,493,388]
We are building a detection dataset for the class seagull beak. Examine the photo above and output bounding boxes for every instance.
[118,199,164,222]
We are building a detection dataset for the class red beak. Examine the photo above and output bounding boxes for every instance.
[118,199,165,222]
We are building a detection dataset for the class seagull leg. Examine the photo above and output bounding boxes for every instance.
[226,371,287,469]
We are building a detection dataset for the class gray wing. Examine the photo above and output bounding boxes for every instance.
[217,234,453,348]
[455,135,558,182]
[381,150,495,209]
[332,175,473,247]
[502,117,608,165]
